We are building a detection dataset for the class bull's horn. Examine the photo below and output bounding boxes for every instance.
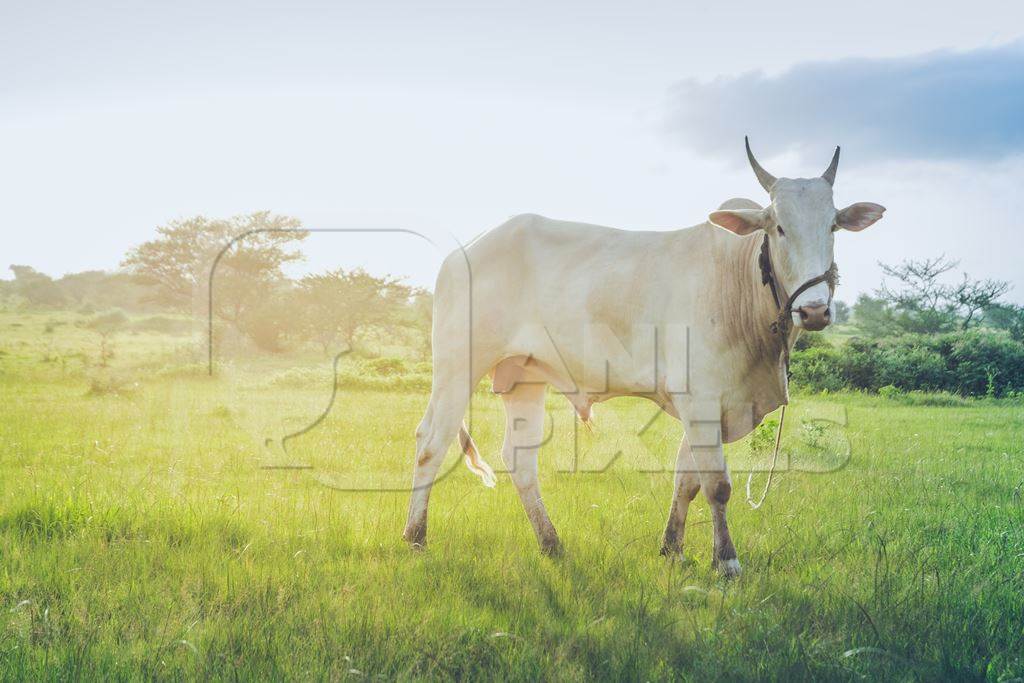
[822,145,841,186]
[745,136,777,193]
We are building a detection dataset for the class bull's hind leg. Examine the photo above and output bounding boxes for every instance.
[402,386,470,548]
[660,437,702,557]
[500,383,561,555]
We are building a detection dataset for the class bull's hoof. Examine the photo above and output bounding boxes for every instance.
[402,523,427,548]
[714,557,742,578]
[660,542,683,558]
[660,527,682,557]
[540,538,564,558]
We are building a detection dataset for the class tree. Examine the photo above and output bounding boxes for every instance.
[863,255,1012,336]
[122,212,307,344]
[56,270,157,313]
[123,212,306,316]
[407,289,433,358]
[951,275,1011,330]
[832,299,850,324]
[295,269,413,354]
[8,265,66,308]
[984,303,1024,342]
[852,294,900,337]
[0,280,17,310]
[875,256,960,334]
[236,283,299,353]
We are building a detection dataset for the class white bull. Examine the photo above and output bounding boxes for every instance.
[403,139,885,576]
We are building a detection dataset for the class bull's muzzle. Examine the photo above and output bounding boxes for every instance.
[796,303,831,331]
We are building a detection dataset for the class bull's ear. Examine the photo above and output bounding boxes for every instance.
[709,209,768,236]
[835,202,885,232]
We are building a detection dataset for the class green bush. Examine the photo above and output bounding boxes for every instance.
[266,361,434,392]
[85,371,140,397]
[789,329,1024,397]
[943,330,1024,396]
[364,356,407,376]
[878,384,900,400]
[792,331,831,352]
[787,346,847,392]
[874,340,949,391]
[154,362,208,379]
[131,315,193,335]
[890,389,971,407]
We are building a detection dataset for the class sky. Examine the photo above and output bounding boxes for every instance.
[3,0,1024,302]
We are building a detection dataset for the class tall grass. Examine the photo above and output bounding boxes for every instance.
[1,312,1023,679]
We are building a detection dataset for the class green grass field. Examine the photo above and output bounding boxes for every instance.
[1,312,1023,680]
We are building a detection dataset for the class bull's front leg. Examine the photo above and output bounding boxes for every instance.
[700,446,741,581]
[673,399,742,577]
[660,437,701,557]
[695,439,741,577]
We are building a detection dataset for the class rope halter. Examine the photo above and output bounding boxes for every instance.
[757,234,840,370]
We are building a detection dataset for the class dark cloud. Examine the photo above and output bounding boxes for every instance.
[667,41,1024,166]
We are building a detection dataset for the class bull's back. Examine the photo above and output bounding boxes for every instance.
[432,214,704,376]
[460,214,674,322]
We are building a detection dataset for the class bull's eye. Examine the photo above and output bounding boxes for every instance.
[776,225,786,236]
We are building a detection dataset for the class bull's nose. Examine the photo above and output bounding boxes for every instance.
[797,303,831,331]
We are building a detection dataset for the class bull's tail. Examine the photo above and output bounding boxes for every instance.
[458,423,497,488]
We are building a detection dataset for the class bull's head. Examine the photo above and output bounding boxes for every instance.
[708,138,885,331]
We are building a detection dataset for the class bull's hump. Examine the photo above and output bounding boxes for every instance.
[716,197,763,211]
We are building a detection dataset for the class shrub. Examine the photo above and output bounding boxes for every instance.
[873,339,949,392]
[789,329,1024,397]
[364,357,407,376]
[943,329,1024,396]
[878,384,901,400]
[792,332,832,352]
[267,366,335,388]
[131,315,193,335]
[154,363,208,379]
[893,390,970,407]
[85,371,139,397]
[266,360,429,391]
[788,346,847,393]
[238,306,289,353]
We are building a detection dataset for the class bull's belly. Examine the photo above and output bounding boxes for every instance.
[490,350,682,421]
[483,322,785,443]
[490,353,780,443]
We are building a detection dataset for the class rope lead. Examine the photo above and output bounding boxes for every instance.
[746,404,786,509]
[748,236,838,509]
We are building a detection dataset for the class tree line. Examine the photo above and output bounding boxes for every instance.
[5,211,1023,384]
[3,212,432,357]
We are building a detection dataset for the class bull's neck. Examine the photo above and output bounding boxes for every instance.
[738,233,798,373]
